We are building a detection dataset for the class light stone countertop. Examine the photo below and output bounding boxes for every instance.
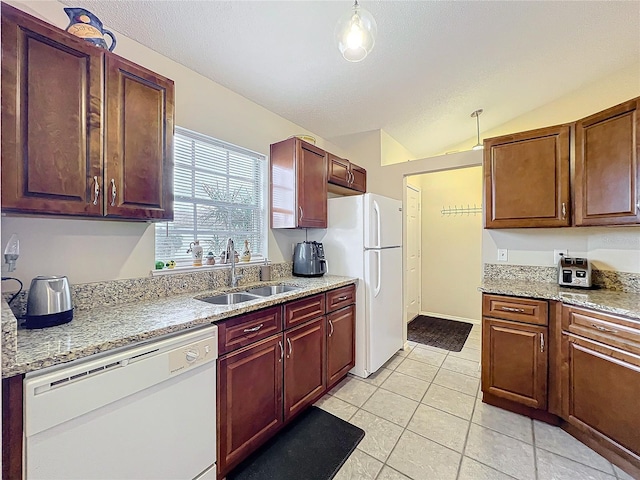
[480,279,640,321]
[2,275,357,378]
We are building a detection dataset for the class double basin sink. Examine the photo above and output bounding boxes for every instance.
[197,284,300,305]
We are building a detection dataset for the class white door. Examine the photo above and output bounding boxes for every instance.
[405,185,421,324]
[365,247,403,374]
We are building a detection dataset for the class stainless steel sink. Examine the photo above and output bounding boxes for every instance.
[198,292,261,305]
[245,285,300,297]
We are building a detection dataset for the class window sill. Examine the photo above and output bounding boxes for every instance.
[151,257,266,277]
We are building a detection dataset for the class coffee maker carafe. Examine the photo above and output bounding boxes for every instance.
[293,241,327,277]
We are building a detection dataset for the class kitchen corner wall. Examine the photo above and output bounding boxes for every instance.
[0,0,347,286]
[483,227,640,274]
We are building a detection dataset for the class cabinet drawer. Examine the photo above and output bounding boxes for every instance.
[482,294,548,326]
[562,306,640,356]
[326,285,356,313]
[218,306,282,355]
[284,294,325,329]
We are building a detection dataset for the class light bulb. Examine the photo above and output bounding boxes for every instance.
[336,1,377,62]
[472,144,484,151]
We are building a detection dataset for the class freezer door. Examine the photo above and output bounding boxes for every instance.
[364,193,403,248]
[364,247,403,373]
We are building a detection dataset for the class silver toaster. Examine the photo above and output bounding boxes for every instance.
[558,257,592,288]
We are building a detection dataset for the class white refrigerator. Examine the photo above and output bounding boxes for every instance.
[322,193,403,378]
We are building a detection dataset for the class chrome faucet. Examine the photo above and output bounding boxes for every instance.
[226,238,243,288]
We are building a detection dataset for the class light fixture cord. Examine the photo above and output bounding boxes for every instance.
[476,114,481,145]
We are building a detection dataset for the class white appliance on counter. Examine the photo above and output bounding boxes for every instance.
[322,193,403,377]
[23,325,218,480]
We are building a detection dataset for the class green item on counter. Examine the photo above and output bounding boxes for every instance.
[155,261,165,270]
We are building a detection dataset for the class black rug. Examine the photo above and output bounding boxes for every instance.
[227,406,365,480]
[407,316,474,352]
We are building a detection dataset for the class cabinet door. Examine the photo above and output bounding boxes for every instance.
[1,4,103,216]
[327,153,350,188]
[297,141,327,228]
[104,55,174,220]
[327,305,355,387]
[284,318,326,421]
[350,164,367,193]
[575,98,640,226]
[563,333,640,456]
[482,318,548,409]
[484,125,571,228]
[218,335,284,476]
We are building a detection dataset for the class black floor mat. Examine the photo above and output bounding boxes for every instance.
[227,406,365,480]
[407,315,473,352]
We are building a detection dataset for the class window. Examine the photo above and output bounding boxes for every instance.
[155,127,267,266]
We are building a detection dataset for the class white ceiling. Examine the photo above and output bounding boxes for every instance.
[60,0,639,158]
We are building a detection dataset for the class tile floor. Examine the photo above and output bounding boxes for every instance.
[314,324,635,480]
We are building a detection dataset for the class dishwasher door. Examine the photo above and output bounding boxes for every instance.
[24,325,218,480]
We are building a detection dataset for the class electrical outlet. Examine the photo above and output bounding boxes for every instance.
[497,249,508,262]
[554,249,568,264]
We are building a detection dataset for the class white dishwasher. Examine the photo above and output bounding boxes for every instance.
[23,325,218,480]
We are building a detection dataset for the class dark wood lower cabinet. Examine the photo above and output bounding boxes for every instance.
[284,318,326,421]
[482,317,548,410]
[217,335,283,477]
[327,305,356,388]
[563,333,640,458]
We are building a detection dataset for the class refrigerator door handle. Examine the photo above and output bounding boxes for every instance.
[374,250,382,297]
[373,200,381,249]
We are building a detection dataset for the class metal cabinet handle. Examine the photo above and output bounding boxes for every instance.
[337,296,349,301]
[540,333,544,353]
[286,337,292,358]
[298,206,303,221]
[345,171,350,183]
[92,176,100,205]
[561,202,567,220]
[328,319,334,337]
[350,171,355,184]
[243,323,263,333]
[501,307,525,313]
[278,341,284,362]
[110,179,117,207]
[592,324,618,334]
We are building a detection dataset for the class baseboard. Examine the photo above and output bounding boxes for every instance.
[419,311,481,325]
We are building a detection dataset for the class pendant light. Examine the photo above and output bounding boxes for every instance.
[471,109,484,150]
[336,1,377,62]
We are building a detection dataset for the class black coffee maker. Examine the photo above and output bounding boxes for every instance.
[293,241,327,277]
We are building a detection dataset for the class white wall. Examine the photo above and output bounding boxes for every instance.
[0,0,349,285]
[415,167,483,323]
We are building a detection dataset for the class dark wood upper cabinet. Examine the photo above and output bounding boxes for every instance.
[484,125,571,228]
[575,98,640,226]
[482,317,548,410]
[283,318,326,421]
[104,56,174,220]
[1,4,103,216]
[327,153,366,195]
[270,137,327,228]
[0,4,174,221]
[327,305,356,388]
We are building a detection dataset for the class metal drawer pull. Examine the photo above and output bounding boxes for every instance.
[591,324,618,334]
[501,307,525,313]
[286,337,292,358]
[278,341,284,362]
[540,333,544,353]
[92,176,100,205]
[243,323,263,333]
[328,319,334,337]
[337,296,349,301]
[299,206,303,221]
[110,179,117,206]
[561,202,567,220]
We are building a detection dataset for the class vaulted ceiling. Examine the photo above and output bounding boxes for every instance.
[60,0,640,158]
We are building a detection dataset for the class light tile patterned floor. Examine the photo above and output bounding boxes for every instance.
[314,324,633,480]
